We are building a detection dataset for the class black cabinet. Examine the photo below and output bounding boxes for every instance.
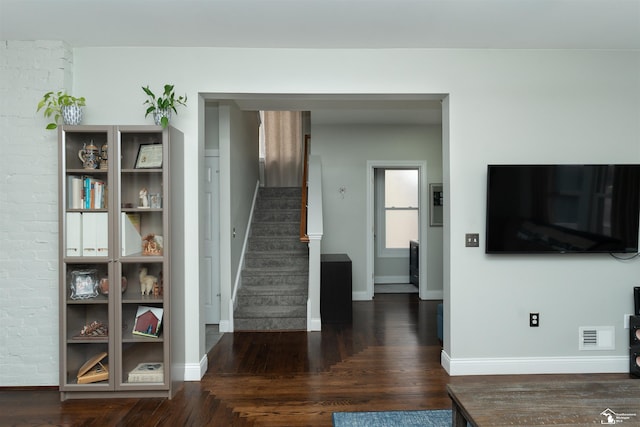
[410,240,419,286]
[320,254,352,323]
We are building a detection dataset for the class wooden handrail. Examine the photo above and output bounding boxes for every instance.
[300,134,310,242]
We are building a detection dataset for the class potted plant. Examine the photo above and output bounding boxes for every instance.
[37,91,86,130]
[142,84,187,128]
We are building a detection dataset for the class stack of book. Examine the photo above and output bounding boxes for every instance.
[67,175,107,210]
[127,362,163,383]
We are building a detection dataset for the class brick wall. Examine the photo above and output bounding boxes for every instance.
[0,40,72,385]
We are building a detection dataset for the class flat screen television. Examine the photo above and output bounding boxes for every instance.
[486,164,640,254]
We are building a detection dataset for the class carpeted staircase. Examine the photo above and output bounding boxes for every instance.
[234,187,309,331]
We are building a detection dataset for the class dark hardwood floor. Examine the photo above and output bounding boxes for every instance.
[0,294,630,426]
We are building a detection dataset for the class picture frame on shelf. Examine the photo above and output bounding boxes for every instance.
[135,144,163,169]
[69,269,99,300]
[430,183,443,227]
[132,305,164,338]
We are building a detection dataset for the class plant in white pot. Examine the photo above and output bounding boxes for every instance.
[142,84,187,128]
[37,91,86,130]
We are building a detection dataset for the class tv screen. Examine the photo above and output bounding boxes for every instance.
[486,165,640,254]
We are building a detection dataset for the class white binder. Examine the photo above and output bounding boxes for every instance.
[66,212,82,256]
[82,212,108,257]
[95,212,108,257]
[121,212,142,256]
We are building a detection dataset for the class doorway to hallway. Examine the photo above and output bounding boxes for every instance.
[366,160,428,299]
[373,167,420,294]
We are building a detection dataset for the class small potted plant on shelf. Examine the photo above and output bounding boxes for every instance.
[37,91,86,130]
[142,84,187,128]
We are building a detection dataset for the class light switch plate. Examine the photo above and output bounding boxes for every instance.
[465,233,480,247]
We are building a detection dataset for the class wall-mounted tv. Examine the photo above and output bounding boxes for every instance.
[486,164,640,254]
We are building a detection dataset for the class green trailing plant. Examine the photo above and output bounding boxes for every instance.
[142,84,188,128]
[36,91,86,130]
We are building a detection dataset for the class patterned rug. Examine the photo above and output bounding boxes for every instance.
[333,409,452,426]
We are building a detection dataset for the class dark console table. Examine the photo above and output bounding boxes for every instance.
[320,254,352,323]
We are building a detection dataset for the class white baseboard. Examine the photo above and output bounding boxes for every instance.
[181,354,208,381]
[352,290,371,301]
[420,290,443,300]
[374,275,410,284]
[441,350,628,376]
[308,317,321,331]
[219,319,232,333]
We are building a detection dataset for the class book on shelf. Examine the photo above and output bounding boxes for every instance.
[127,362,164,383]
[67,176,107,210]
[132,305,163,338]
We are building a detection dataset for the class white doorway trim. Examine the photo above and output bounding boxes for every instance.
[203,150,220,324]
[366,160,428,300]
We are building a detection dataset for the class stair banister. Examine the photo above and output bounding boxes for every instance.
[300,134,310,242]
[306,154,323,331]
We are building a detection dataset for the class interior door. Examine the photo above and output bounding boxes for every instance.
[203,155,220,324]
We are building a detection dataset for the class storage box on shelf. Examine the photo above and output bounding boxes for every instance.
[58,125,184,400]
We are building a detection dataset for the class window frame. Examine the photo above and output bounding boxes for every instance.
[375,167,420,258]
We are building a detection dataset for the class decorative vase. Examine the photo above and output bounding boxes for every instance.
[153,108,171,127]
[61,105,84,125]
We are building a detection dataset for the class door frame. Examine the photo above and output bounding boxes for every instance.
[366,160,428,299]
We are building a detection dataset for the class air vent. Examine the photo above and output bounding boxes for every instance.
[579,326,615,350]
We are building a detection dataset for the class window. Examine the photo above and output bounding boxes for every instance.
[377,168,419,254]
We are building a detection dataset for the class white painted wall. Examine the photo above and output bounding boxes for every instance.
[311,123,443,299]
[218,102,260,328]
[2,45,639,385]
[0,41,72,385]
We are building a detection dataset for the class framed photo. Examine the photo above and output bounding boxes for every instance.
[430,183,443,227]
[135,144,163,169]
[70,269,99,300]
[132,305,164,338]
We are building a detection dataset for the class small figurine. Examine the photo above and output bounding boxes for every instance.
[139,267,157,296]
[142,233,163,256]
[139,187,149,208]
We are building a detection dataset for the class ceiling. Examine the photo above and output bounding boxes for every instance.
[2,0,638,125]
[1,0,639,49]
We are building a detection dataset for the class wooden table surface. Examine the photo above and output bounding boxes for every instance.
[447,380,640,426]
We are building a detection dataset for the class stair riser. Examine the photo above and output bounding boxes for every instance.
[242,275,308,286]
[251,223,299,236]
[259,187,301,198]
[236,295,307,306]
[253,210,300,222]
[248,239,307,252]
[235,305,307,318]
[244,256,309,269]
[234,318,306,331]
[256,199,300,210]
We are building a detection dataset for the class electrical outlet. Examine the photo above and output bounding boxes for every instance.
[530,313,540,327]
[465,233,480,247]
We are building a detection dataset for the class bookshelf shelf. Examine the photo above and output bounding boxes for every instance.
[58,125,183,401]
